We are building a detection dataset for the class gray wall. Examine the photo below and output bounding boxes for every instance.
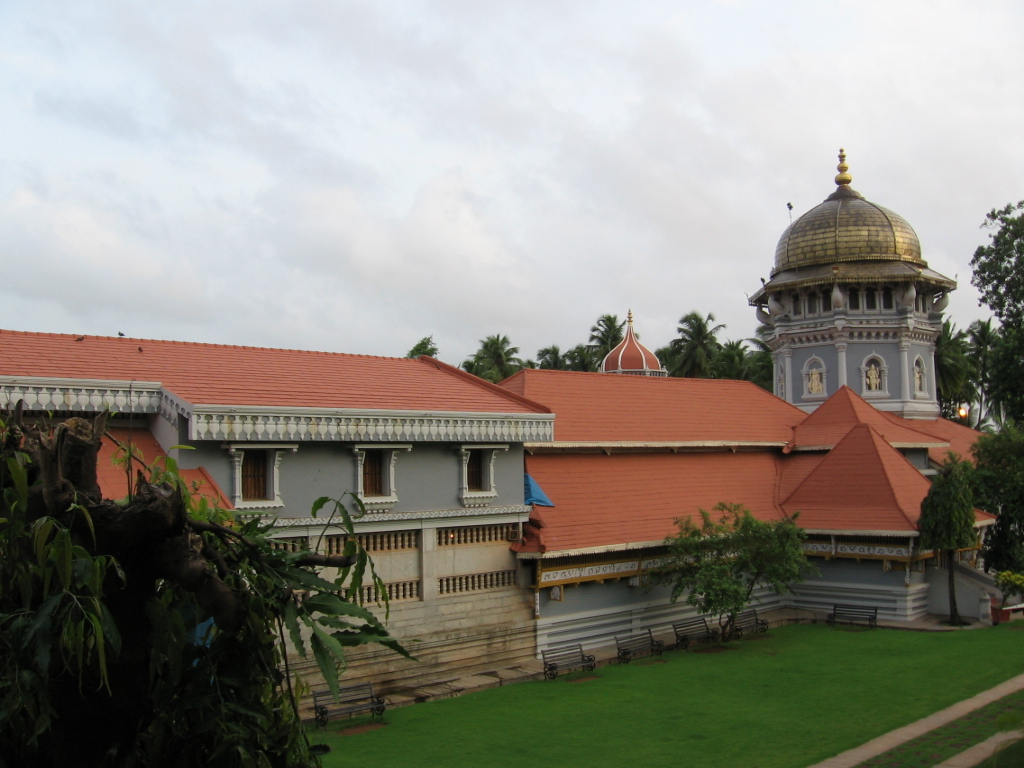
[172,437,526,517]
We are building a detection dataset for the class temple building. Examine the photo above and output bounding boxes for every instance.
[0,150,994,694]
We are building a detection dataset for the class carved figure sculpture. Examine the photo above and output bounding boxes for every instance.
[866,363,881,391]
[808,368,823,395]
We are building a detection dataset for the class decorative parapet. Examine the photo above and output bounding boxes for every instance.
[269,504,532,528]
[803,539,917,559]
[190,407,554,443]
[0,377,164,413]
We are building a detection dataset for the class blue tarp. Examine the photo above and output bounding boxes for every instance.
[524,474,554,507]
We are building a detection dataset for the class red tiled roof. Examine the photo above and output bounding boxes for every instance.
[516,452,784,553]
[791,386,946,449]
[0,330,548,413]
[782,424,932,532]
[500,369,803,443]
[99,428,232,508]
[880,412,981,465]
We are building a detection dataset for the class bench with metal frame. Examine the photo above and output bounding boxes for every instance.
[722,608,769,640]
[615,628,665,664]
[826,603,878,629]
[312,683,387,728]
[541,643,597,680]
[672,617,720,651]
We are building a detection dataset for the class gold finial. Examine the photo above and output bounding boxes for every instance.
[835,148,852,187]
[627,309,634,326]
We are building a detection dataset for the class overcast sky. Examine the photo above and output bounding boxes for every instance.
[2,1,1021,367]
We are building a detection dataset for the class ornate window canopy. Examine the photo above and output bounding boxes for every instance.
[225,443,297,510]
[353,444,412,512]
[458,444,508,507]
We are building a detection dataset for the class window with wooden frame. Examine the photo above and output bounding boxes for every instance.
[226,444,297,510]
[353,445,411,512]
[458,445,507,507]
[362,450,385,496]
[242,449,269,501]
[466,449,485,491]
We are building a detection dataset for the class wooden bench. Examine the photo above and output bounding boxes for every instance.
[826,604,878,628]
[722,608,769,640]
[312,683,387,728]
[615,628,665,664]
[672,617,719,651]
[541,643,597,679]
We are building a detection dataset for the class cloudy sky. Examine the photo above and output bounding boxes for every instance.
[2,1,1021,366]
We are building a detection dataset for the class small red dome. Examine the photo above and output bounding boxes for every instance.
[601,311,666,376]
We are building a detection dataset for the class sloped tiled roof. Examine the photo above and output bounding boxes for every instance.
[99,427,232,508]
[791,386,946,450]
[500,369,803,443]
[0,330,548,414]
[880,412,981,465]
[781,424,933,532]
[516,452,784,553]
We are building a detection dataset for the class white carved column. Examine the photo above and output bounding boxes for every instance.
[784,349,794,404]
[899,340,912,403]
[836,341,848,388]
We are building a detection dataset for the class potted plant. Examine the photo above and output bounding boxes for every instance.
[994,571,1024,623]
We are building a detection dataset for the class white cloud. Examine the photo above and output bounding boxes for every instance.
[0,0,1020,365]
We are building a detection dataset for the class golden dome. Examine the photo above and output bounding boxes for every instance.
[772,149,924,276]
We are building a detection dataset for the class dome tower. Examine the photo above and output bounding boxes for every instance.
[749,150,955,418]
[601,310,667,376]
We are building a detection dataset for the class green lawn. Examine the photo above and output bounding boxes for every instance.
[311,623,1024,768]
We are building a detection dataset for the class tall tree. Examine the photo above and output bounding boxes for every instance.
[970,201,1024,422]
[661,503,809,639]
[711,340,750,380]
[589,314,626,362]
[934,320,976,419]
[918,456,977,626]
[666,312,725,378]
[406,335,439,358]
[462,334,524,383]
[744,331,774,392]
[536,345,567,370]
[974,426,1024,574]
[971,201,1024,326]
[563,343,599,372]
[967,319,1001,428]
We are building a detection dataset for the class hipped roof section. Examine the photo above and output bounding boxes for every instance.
[500,369,804,444]
[0,330,550,414]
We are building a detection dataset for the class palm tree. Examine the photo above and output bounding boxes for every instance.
[536,345,567,370]
[711,340,750,380]
[744,331,774,392]
[564,344,599,372]
[589,314,626,361]
[968,319,1002,428]
[667,312,725,378]
[935,320,976,419]
[462,334,524,383]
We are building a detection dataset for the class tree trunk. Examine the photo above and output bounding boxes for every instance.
[947,549,962,625]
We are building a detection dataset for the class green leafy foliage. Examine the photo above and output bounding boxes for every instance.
[406,336,439,359]
[661,502,810,635]
[974,426,1024,573]
[0,413,407,767]
[970,201,1024,423]
[919,455,977,625]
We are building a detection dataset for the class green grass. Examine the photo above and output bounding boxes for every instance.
[856,688,1024,767]
[976,736,1024,768]
[311,623,1024,768]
